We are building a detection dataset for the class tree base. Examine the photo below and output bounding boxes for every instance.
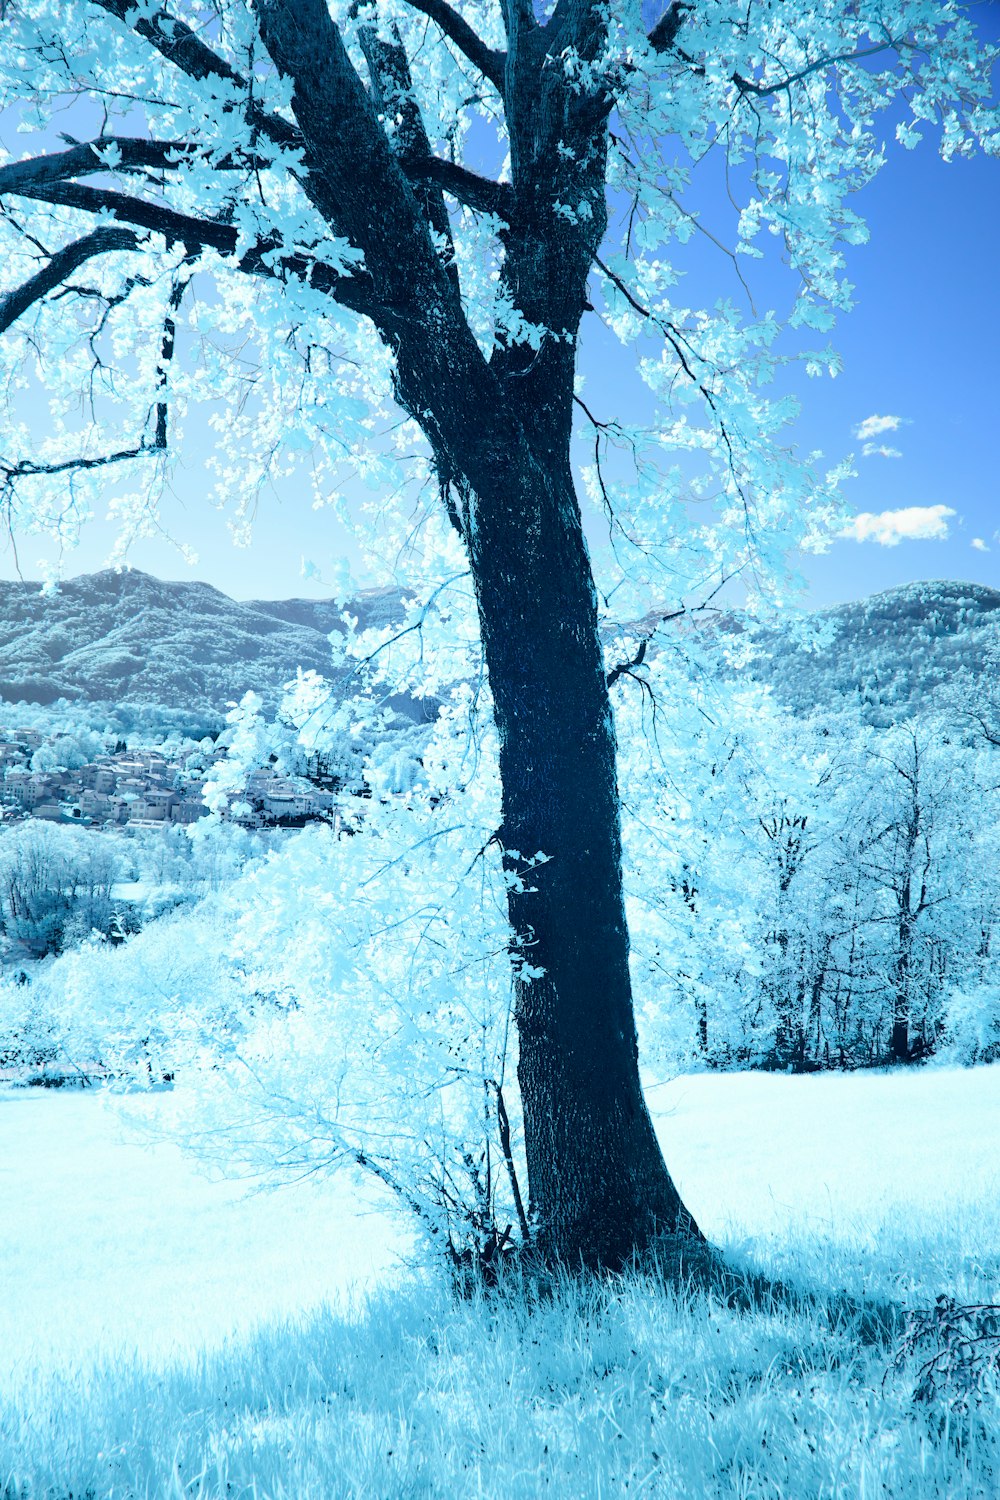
[453,1232,904,1350]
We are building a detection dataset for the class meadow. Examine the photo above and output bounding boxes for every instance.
[2,1065,998,1498]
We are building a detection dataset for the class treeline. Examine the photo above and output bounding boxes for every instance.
[0,820,265,964]
[4,640,999,1083]
[625,671,1000,1073]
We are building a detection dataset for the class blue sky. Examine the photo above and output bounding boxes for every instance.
[788,12,1000,608]
[2,4,998,607]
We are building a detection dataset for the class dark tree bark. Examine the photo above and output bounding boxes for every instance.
[0,0,704,1267]
[469,450,698,1264]
[891,925,912,1064]
[884,734,930,1067]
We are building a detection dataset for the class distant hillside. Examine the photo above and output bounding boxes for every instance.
[734,579,1000,723]
[0,570,995,731]
[0,570,407,722]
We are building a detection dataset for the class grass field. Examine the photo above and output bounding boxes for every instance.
[2,1065,999,1497]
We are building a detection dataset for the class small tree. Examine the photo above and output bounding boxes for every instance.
[0,1,996,1267]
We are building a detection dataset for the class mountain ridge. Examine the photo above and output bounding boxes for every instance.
[0,569,995,726]
[732,577,1000,721]
[0,569,404,722]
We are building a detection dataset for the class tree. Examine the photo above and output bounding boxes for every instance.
[0,821,121,957]
[0,1,996,1268]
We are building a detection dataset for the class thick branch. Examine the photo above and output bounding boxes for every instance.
[405,156,514,218]
[0,226,138,336]
[648,2,691,54]
[92,0,245,88]
[12,177,249,254]
[0,139,192,199]
[252,0,464,352]
[357,19,457,284]
[91,0,303,152]
[400,0,507,95]
[606,637,648,690]
[7,180,372,315]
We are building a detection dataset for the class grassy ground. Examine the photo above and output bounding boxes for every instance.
[2,1229,998,1498]
[2,1068,998,1497]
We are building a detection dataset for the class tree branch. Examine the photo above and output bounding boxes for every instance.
[604,570,739,689]
[399,0,507,95]
[606,637,648,690]
[0,139,193,199]
[495,1083,530,1243]
[648,8,905,104]
[648,2,691,54]
[1,253,192,495]
[0,443,160,488]
[0,226,139,336]
[7,179,373,316]
[251,0,468,354]
[91,0,303,151]
[405,156,514,218]
[732,39,905,100]
[357,17,458,286]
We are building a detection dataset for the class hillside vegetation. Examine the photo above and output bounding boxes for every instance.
[0,570,403,718]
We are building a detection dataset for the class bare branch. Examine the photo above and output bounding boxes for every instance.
[603,569,739,689]
[400,0,507,95]
[405,156,514,218]
[606,637,648,690]
[1,440,159,491]
[648,8,906,105]
[1,254,193,500]
[593,253,748,505]
[0,226,139,336]
[495,1083,530,1243]
[732,39,906,100]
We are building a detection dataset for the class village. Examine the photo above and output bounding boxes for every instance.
[0,727,337,832]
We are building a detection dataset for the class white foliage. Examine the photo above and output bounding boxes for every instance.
[937,984,1000,1066]
[0,2,993,605]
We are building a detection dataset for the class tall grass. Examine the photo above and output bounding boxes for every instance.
[3,1214,998,1499]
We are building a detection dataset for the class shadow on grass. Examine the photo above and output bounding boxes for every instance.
[3,1240,996,1500]
[465,1232,907,1350]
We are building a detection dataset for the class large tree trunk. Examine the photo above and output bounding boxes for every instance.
[467,451,700,1266]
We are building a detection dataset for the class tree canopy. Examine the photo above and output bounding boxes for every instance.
[0,1,992,590]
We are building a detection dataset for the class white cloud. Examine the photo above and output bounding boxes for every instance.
[841,504,956,547]
[855,413,905,442]
[972,537,990,553]
[861,442,903,459]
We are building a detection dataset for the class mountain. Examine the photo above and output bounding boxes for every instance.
[0,570,995,731]
[0,570,408,724]
[730,579,1000,723]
